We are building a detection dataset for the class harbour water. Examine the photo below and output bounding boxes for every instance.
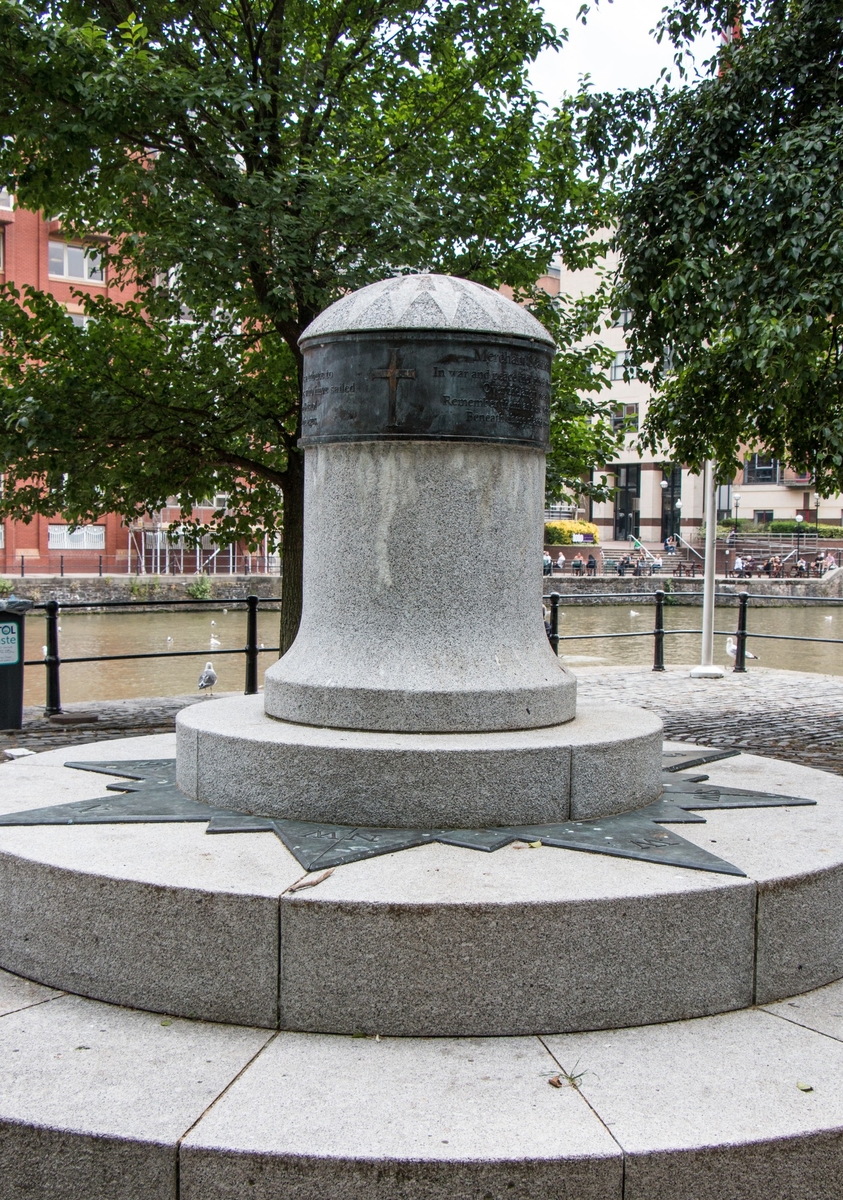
[20,602,843,707]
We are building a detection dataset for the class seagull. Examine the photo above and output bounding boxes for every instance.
[629,610,640,617]
[198,661,217,694]
[726,637,759,660]
[209,634,221,647]
[210,619,216,627]
[41,645,48,657]
[166,635,174,647]
[825,615,834,621]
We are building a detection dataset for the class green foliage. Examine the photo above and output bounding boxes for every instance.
[766,521,843,539]
[0,0,619,644]
[611,0,843,495]
[544,519,600,546]
[0,577,14,596]
[185,574,212,599]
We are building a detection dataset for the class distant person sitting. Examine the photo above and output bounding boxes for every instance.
[826,552,838,570]
[543,550,552,576]
[733,554,744,577]
[571,552,585,576]
[651,553,663,573]
[664,535,677,555]
[617,553,632,576]
[586,553,597,576]
[555,551,566,573]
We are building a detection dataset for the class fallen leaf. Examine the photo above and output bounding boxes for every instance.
[289,868,335,893]
[160,1019,172,1027]
[796,1081,814,1092]
[529,841,542,849]
[548,1075,563,1088]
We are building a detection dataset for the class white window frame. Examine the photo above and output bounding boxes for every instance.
[48,524,106,549]
[611,350,633,382]
[0,189,12,210]
[48,240,105,283]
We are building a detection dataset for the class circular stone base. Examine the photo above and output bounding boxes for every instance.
[176,696,664,827]
[2,737,842,1037]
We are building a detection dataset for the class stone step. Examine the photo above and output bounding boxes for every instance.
[1,735,842,1036]
[3,965,843,1200]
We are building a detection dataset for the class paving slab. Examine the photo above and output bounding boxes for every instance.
[0,992,272,1200]
[670,753,843,1001]
[545,1007,843,1200]
[0,965,63,1015]
[0,741,305,1026]
[764,977,843,1042]
[280,839,754,1036]
[180,1031,622,1200]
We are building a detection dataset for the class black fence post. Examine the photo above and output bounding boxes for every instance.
[549,592,560,656]
[653,590,665,672]
[44,600,62,715]
[99,555,103,577]
[245,594,259,694]
[20,555,24,577]
[734,591,749,673]
[60,555,64,577]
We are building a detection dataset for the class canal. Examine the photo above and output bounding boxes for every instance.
[20,601,843,707]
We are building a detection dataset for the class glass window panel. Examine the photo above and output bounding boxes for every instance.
[48,241,65,275]
[85,250,103,281]
[66,245,86,278]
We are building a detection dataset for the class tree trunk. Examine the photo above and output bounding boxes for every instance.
[278,448,305,655]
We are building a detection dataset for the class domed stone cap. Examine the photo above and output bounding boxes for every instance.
[300,273,555,346]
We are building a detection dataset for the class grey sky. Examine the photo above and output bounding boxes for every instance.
[530,0,719,103]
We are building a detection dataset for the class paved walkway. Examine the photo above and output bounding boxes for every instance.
[576,666,843,776]
[2,668,842,776]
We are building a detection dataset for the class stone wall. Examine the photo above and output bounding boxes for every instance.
[0,574,282,607]
[541,569,843,606]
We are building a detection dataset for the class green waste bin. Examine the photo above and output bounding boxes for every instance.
[0,597,34,730]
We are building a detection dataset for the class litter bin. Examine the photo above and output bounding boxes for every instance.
[0,597,34,730]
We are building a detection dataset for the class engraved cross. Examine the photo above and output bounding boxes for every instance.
[371,348,416,428]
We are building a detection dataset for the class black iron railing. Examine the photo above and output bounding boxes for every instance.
[23,595,279,715]
[543,589,843,673]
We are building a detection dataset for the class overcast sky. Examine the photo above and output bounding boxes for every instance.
[530,0,719,103]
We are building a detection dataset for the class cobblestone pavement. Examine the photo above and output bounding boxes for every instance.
[2,668,842,777]
[576,666,843,777]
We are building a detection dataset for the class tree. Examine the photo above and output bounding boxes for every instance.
[0,0,620,647]
[611,0,843,495]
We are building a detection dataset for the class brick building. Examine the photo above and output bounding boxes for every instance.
[0,193,265,576]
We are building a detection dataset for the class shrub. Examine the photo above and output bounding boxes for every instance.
[544,520,600,546]
[0,578,14,597]
[185,574,212,599]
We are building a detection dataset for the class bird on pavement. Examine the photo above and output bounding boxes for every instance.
[198,661,217,694]
[726,637,759,660]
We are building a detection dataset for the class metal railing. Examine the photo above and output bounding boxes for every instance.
[544,589,843,673]
[22,595,279,715]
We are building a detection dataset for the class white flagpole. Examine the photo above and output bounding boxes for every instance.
[690,459,725,679]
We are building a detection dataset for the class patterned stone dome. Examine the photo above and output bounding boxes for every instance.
[300,273,555,345]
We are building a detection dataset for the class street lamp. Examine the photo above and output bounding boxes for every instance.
[813,493,820,534]
[795,512,804,565]
[732,492,742,535]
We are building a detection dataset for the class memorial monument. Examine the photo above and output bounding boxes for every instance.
[1,274,843,1200]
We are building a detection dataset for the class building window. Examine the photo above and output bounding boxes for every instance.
[0,524,4,549]
[613,309,632,328]
[0,228,4,271]
[743,454,779,484]
[611,350,634,381]
[611,403,639,432]
[0,189,12,209]
[213,493,229,510]
[754,510,774,525]
[68,313,92,330]
[48,524,106,549]
[48,241,104,282]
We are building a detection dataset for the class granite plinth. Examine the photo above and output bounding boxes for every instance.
[2,737,842,1035]
[177,695,663,827]
[264,441,576,733]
